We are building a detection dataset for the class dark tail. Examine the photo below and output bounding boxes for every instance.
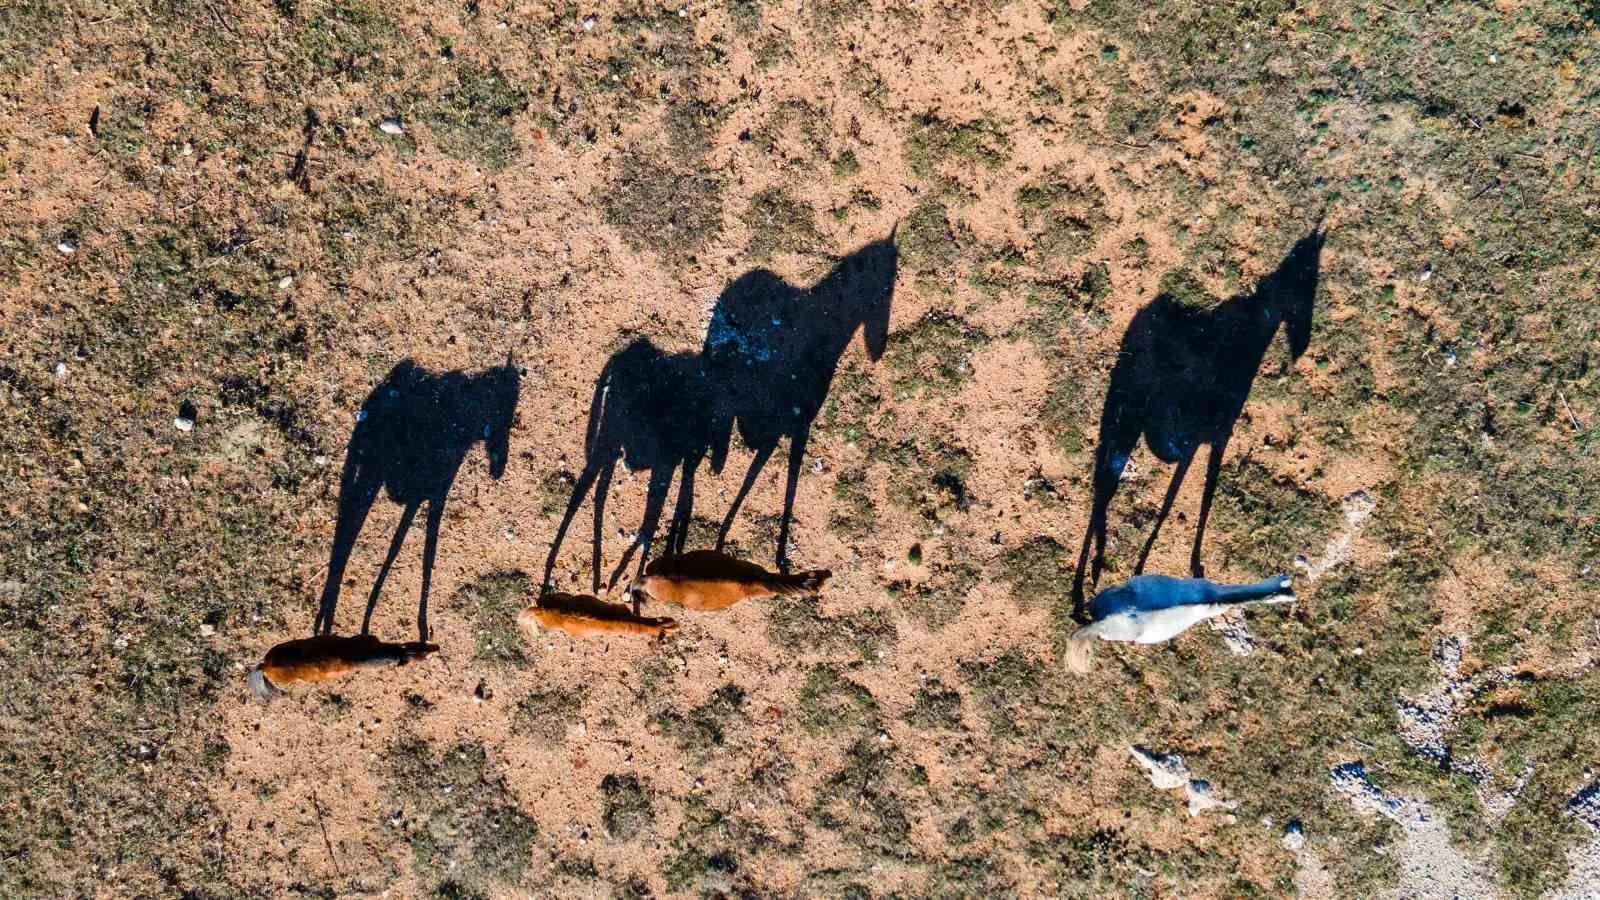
[396,642,440,665]
[1215,574,1294,604]
[768,569,831,596]
[247,665,281,703]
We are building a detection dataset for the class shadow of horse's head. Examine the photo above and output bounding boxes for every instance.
[813,227,899,360]
[1258,227,1325,361]
[475,354,522,479]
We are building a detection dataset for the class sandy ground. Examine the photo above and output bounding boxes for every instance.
[5,0,1600,896]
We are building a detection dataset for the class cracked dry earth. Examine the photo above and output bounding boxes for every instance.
[4,0,1600,898]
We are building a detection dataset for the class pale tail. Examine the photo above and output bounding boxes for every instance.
[1064,626,1102,675]
[247,665,281,702]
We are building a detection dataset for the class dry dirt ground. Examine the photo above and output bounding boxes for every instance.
[4,1,1600,897]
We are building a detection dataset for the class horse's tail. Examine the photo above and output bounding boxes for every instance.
[247,665,281,703]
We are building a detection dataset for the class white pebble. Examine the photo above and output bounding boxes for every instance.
[582,16,595,30]
[56,240,76,255]
[378,117,405,136]
[173,415,195,432]
[53,362,67,379]
[276,275,293,290]
[1282,821,1306,851]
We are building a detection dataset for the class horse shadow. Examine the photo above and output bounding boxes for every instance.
[543,231,898,589]
[1071,227,1325,618]
[542,338,720,593]
[703,230,898,569]
[315,357,521,642]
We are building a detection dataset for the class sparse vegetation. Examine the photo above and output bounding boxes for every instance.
[604,145,724,256]
[385,740,537,895]
[883,313,987,398]
[7,0,1599,895]
[600,774,655,840]
[448,571,532,667]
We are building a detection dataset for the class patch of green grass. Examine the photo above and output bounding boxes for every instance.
[960,652,1045,737]
[883,313,987,398]
[810,738,923,860]
[798,666,878,732]
[654,683,747,755]
[537,469,577,517]
[906,678,964,730]
[298,1,402,81]
[994,537,1069,610]
[904,114,1010,180]
[875,436,974,524]
[890,562,979,629]
[420,64,526,169]
[1211,461,1338,575]
[768,599,897,662]
[385,740,537,894]
[1014,169,1108,257]
[743,187,824,259]
[897,201,968,272]
[831,149,861,178]
[600,774,655,840]
[447,571,531,667]
[603,145,724,257]
[0,0,63,74]
[828,468,877,538]
[511,686,584,740]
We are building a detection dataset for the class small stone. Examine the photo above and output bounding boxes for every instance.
[474,680,492,702]
[378,117,405,135]
[199,623,215,637]
[1283,820,1306,851]
[56,239,76,255]
[582,16,595,30]
[174,401,197,432]
[276,275,294,290]
[53,361,67,378]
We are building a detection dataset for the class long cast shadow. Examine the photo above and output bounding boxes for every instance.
[315,357,520,642]
[542,338,719,592]
[1071,227,1325,619]
[702,230,898,569]
[543,231,898,588]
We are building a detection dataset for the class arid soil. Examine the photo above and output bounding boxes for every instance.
[3,0,1599,897]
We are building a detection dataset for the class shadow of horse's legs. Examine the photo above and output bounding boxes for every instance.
[1068,438,1132,614]
[418,498,444,642]
[1133,455,1194,575]
[666,450,704,556]
[543,460,603,591]
[773,425,812,571]
[716,443,775,553]
[361,499,421,635]
[1190,437,1229,578]
[609,467,673,589]
[315,475,381,635]
[591,463,614,592]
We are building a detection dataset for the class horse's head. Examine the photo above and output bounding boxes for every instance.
[824,227,898,361]
[479,354,522,479]
[1260,227,1325,361]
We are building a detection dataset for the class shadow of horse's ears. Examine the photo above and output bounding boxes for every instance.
[506,350,515,367]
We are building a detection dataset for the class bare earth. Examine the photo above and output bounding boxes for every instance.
[3,0,1599,897]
